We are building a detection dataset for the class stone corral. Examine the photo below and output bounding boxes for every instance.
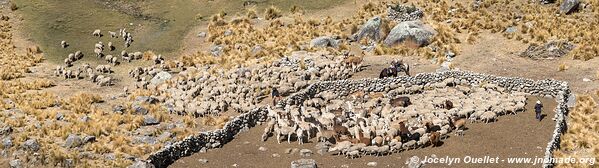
[145,70,570,168]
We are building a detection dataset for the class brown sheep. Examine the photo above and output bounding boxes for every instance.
[430,132,441,147]
[390,96,411,107]
[342,55,363,72]
[450,117,467,131]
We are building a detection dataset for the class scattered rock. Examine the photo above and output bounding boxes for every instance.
[520,40,574,59]
[113,105,126,113]
[198,159,208,164]
[127,160,155,168]
[3,137,12,149]
[232,163,238,167]
[136,96,158,104]
[143,115,160,126]
[566,94,576,108]
[560,0,580,14]
[83,136,96,143]
[150,71,172,85]
[197,32,207,38]
[258,146,268,152]
[583,78,591,82]
[136,136,157,144]
[367,162,378,167]
[157,132,172,142]
[285,148,293,154]
[9,159,21,168]
[310,36,339,48]
[383,20,436,47]
[291,159,317,168]
[64,134,82,148]
[55,113,64,120]
[22,139,40,152]
[272,153,281,158]
[505,26,517,34]
[0,125,12,136]
[299,149,313,157]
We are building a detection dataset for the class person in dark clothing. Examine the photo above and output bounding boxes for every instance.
[535,100,543,121]
[271,87,281,106]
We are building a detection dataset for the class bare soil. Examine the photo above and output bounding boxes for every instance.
[171,97,556,168]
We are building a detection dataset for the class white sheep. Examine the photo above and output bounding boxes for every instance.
[480,111,497,123]
[60,40,68,48]
[92,29,102,37]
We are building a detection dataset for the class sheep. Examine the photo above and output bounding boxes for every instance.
[108,42,115,51]
[105,55,114,63]
[111,57,119,66]
[261,119,276,141]
[402,140,417,150]
[92,29,102,37]
[74,51,83,59]
[97,76,112,86]
[328,141,351,155]
[60,40,68,48]
[95,42,104,49]
[64,58,73,67]
[450,117,467,131]
[109,31,117,38]
[275,125,296,144]
[132,51,143,60]
[480,111,497,123]
[429,132,441,147]
[94,48,104,58]
[345,149,361,159]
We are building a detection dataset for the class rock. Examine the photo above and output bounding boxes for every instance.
[136,96,158,104]
[157,132,172,142]
[407,156,423,168]
[113,105,126,113]
[150,71,172,85]
[310,36,339,48]
[133,105,149,115]
[197,32,207,38]
[232,163,238,167]
[9,159,21,168]
[136,136,157,144]
[83,136,96,143]
[352,16,382,42]
[387,4,423,22]
[314,142,332,155]
[127,160,155,168]
[3,137,12,149]
[566,94,576,108]
[0,125,12,136]
[299,149,312,157]
[383,20,436,47]
[258,146,268,152]
[198,159,208,164]
[22,139,40,152]
[55,113,64,120]
[143,115,160,126]
[64,134,82,148]
[505,26,517,33]
[520,40,574,59]
[272,153,280,158]
[285,148,293,154]
[583,78,591,82]
[210,45,223,57]
[290,159,317,168]
[560,0,579,14]
[367,162,378,167]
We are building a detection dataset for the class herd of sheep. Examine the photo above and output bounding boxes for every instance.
[261,78,528,158]
[127,52,364,118]
[52,28,165,87]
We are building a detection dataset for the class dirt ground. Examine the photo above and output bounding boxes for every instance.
[170,96,556,168]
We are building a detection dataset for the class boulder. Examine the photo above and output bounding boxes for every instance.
[352,16,382,42]
[65,134,82,148]
[136,96,159,104]
[407,156,423,168]
[560,0,579,14]
[383,20,436,47]
[291,159,317,168]
[367,162,378,167]
[83,136,96,143]
[9,159,21,168]
[310,36,339,48]
[113,105,126,113]
[3,137,12,149]
[133,105,149,115]
[143,115,160,126]
[300,149,313,157]
[150,71,172,85]
[22,139,40,152]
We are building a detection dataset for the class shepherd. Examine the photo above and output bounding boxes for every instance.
[271,87,281,106]
[379,59,410,78]
[535,100,543,121]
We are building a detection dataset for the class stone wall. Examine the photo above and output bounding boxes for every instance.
[146,70,570,168]
[146,107,268,167]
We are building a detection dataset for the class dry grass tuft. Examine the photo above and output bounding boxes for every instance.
[554,94,599,167]
[558,63,568,71]
[264,6,282,20]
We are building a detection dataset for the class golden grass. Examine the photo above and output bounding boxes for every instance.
[200,115,230,129]
[558,63,568,72]
[553,95,599,168]
[264,6,282,20]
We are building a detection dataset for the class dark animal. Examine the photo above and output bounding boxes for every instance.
[379,59,410,78]
[409,132,421,141]
[390,97,411,107]
[425,122,441,133]
[398,122,410,142]
[444,100,454,110]
[430,132,441,147]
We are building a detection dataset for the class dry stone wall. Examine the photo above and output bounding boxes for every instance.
[146,70,570,168]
